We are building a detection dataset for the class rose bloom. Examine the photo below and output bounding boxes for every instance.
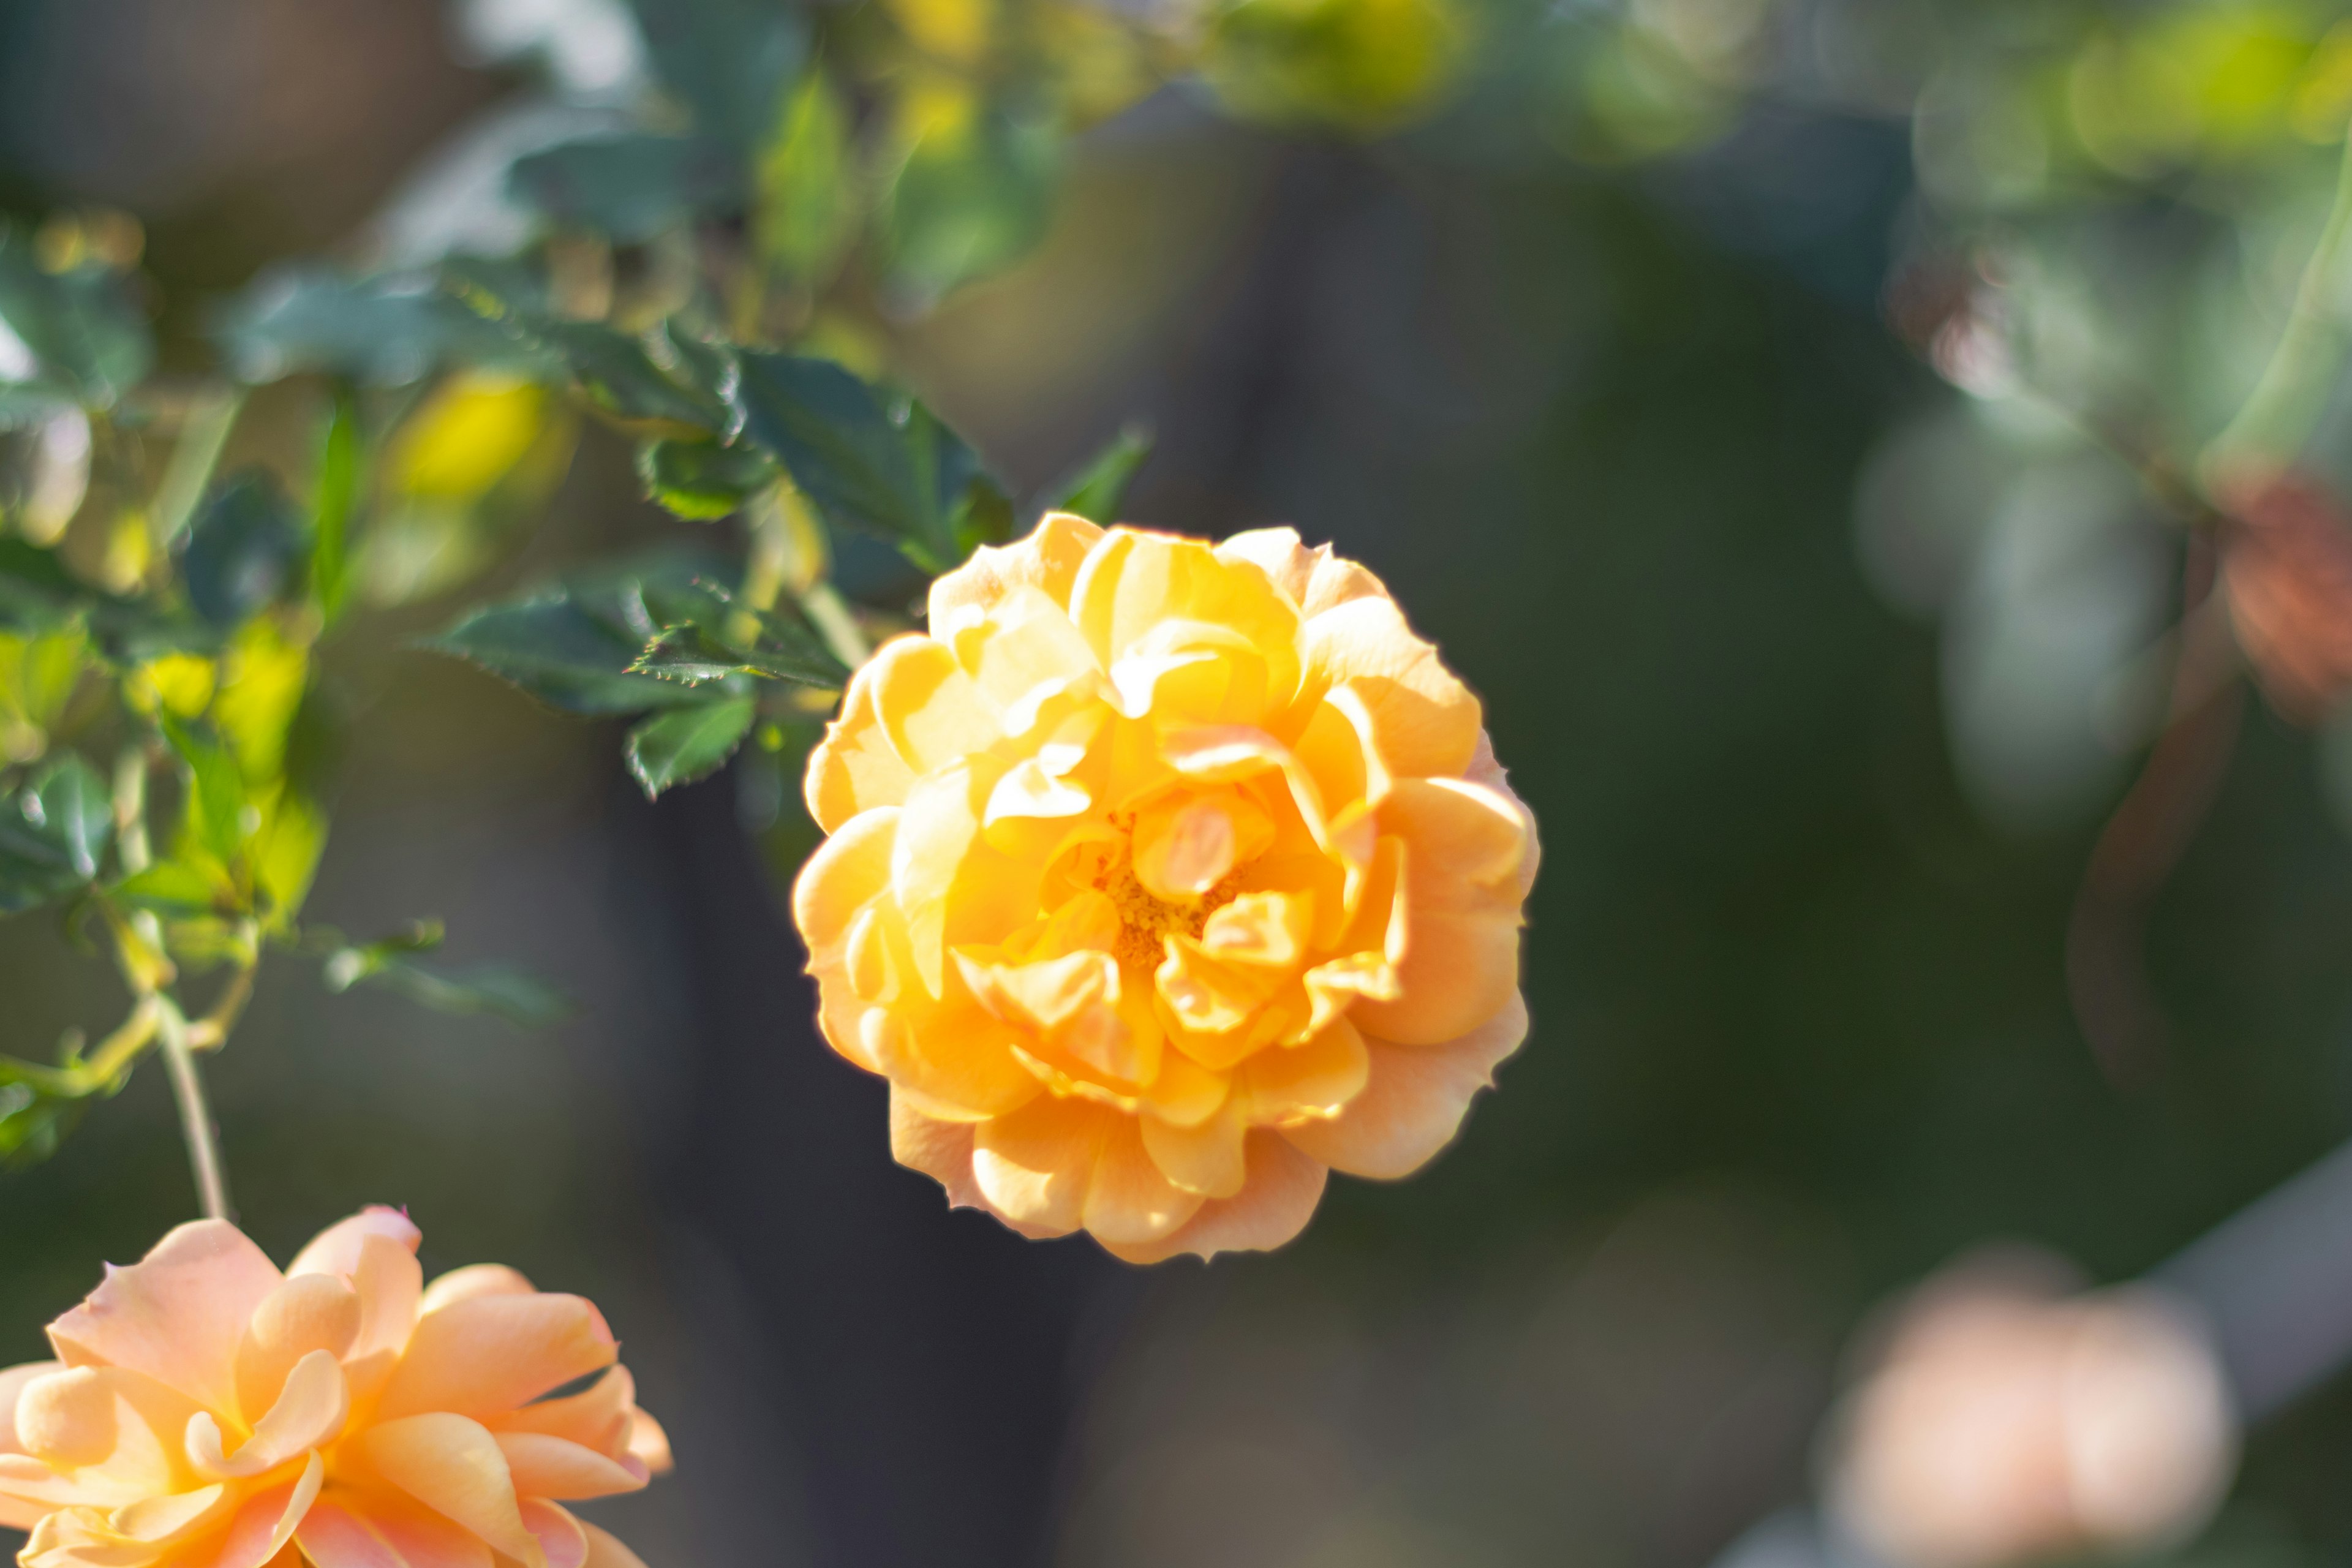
[796,514,1538,1261]
[0,1210,669,1568]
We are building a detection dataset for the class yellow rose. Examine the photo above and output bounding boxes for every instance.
[795,514,1537,1262]
[0,1209,669,1568]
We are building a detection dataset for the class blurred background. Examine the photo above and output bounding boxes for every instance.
[7,1,2352,1566]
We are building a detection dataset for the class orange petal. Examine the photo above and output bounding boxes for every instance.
[486,1367,633,1457]
[1298,599,1481,778]
[288,1208,422,1281]
[1464,731,1540,902]
[420,1267,537,1317]
[374,1296,616,1424]
[1139,1102,1247,1199]
[805,657,916,833]
[300,1493,492,1568]
[929,511,1103,625]
[47,1220,282,1416]
[867,635,1000,777]
[1069,531,1299,692]
[579,1521,653,1568]
[1237,1016,1371,1126]
[889,1094,993,1215]
[949,586,1102,737]
[970,1096,1107,1235]
[1214,529,1385,618]
[623,1409,670,1476]
[189,1349,347,1479]
[348,1234,426,1368]
[209,1452,322,1568]
[111,1478,232,1543]
[1379,775,1531,909]
[520,1499,589,1568]
[1282,991,1527,1178]
[359,1413,538,1562]
[13,1364,203,1499]
[0,1360,58,1529]
[1350,905,1521,1046]
[235,1275,361,1425]
[494,1433,645,1501]
[793,807,899,957]
[1083,1117,1207,1245]
[1106,1131,1329,1264]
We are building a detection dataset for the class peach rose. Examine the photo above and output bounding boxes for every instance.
[795,514,1537,1261]
[0,1210,669,1568]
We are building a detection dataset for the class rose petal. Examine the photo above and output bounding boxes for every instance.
[189,1350,347,1479]
[209,1451,322,1568]
[1107,1132,1329,1264]
[358,1413,538,1562]
[375,1295,617,1423]
[288,1208,422,1283]
[579,1521,652,1568]
[1282,990,1528,1179]
[930,511,1103,625]
[300,1494,492,1568]
[805,658,917,833]
[1350,903,1522,1046]
[420,1266,537,1317]
[623,1409,671,1476]
[494,1433,646,1501]
[47,1221,282,1416]
[1298,597,1482,778]
[520,1499,589,1568]
[235,1275,361,1425]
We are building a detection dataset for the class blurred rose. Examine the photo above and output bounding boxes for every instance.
[796,513,1537,1261]
[1825,1257,2235,1568]
[2220,472,2352,722]
[0,1208,668,1568]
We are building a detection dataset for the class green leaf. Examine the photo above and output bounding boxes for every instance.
[0,230,153,408]
[215,267,541,386]
[0,754,113,914]
[637,438,779,520]
[311,388,360,622]
[115,856,235,916]
[0,1076,85,1168]
[758,71,858,289]
[631,601,845,687]
[181,469,305,627]
[1047,423,1155,522]
[627,0,807,149]
[510,133,744,242]
[160,717,251,870]
[731,353,1011,570]
[544,322,729,433]
[625,697,758,798]
[428,596,705,715]
[881,108,1060,307]
[322,924,571,1027]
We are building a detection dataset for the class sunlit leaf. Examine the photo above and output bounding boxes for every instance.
[161,717,250,872]
[758,71,859,289]
[311,388,361,622]
[880,100,1060,306]
[216,267,543,386]
[625,696,758,798]
[637,437,779,519]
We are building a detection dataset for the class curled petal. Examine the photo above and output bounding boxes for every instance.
[375,1295,617,1423]
[189,1349,347,1479]
[358,1412,538,1562]
[47,1221,282,1417]
[0,1360,59,1529]
[805,658,916,834]
[1283,991,1528,1179]
[1298,598,1481,778]
[486,1366,635,1457]
[1351,905,1521,1047]
[209,1452,322,1568]
[10,1365,203,1501]
[298,1494,491,1568]
[580,1521,653,1568]
[930,510,1103,625]
[235,1275,361,1425]
[520,1499,590,1568]
[624,1409,671,1476]
[288,1208,422,1281]
[1214,528,1385,618]
[420,1265,537,1317]
[1107,1133,1329,1265]
[494,1433,646,1501]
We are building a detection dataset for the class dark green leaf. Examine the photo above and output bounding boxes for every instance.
[731,353,1010,569]
[181,469,304,627]
[1047,423,1154,522]
[631,605,845,687]
[626,698,757,798]
[215,267,543,386]
[0,754,113,914]
[545,322,728,432]
[428,595,707,715]
[510,133,744,242]
[325,948,572,1027]
[637,437,778,519]
[627,0,807,149]
[0,230,153,407]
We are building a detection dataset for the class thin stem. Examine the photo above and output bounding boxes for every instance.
[155,995,232,1221]
[2204,128,2352,481]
